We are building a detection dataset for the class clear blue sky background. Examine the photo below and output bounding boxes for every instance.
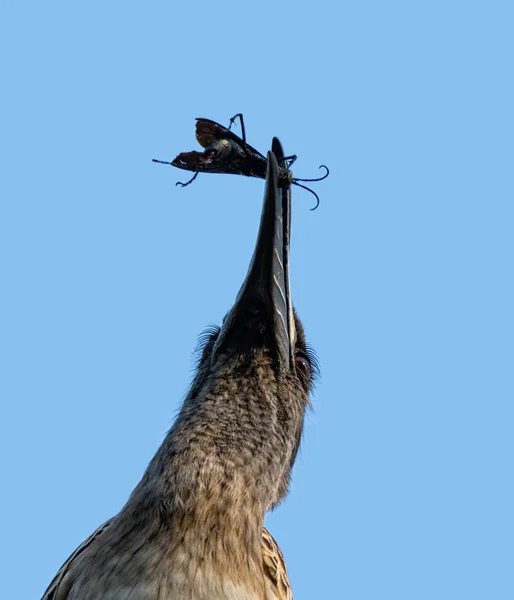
[2,2,513,599]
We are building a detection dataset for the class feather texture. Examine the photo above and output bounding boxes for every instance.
[42,521,292,600]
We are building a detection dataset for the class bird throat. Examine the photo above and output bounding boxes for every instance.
[125,368,296,581]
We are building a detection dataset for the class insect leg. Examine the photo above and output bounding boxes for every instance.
[175,171,199,187]
[228,113,247,145]
[281,155,297,169]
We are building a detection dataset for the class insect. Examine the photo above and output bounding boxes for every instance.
[152,114,329,210]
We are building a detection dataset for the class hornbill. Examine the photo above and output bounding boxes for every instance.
[42,139,316,600]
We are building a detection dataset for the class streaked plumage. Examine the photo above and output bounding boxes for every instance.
[262,528,293,600]
[43,521,292,600]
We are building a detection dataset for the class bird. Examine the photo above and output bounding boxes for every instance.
[41,139,317,600]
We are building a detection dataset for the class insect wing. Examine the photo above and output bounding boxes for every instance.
[195,118,264,158]
[171,151,213,172]
[172,149,267,178]
[172,118,267,178]
[171,148,248,176]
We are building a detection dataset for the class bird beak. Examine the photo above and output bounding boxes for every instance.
[213,138,296,370]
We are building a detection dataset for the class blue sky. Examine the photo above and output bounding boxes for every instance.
[2,2,513,598]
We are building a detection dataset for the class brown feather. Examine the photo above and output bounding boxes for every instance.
[42,521,293,600]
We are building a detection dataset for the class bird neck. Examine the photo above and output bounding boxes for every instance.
[112,363,304,593]
[130,364,296,541]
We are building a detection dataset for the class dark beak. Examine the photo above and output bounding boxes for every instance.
[213,138,296,370]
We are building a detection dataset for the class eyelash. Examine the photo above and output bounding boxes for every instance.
[301,345,320,382]
[195,327,320,384]
[195,325,221,357]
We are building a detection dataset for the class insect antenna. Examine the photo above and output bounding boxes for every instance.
[290,165,329,210]
[291,181,322,211]
[152,159,173,165]
[293,165,329,183]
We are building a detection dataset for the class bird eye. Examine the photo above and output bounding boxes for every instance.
[294,353,311,378]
